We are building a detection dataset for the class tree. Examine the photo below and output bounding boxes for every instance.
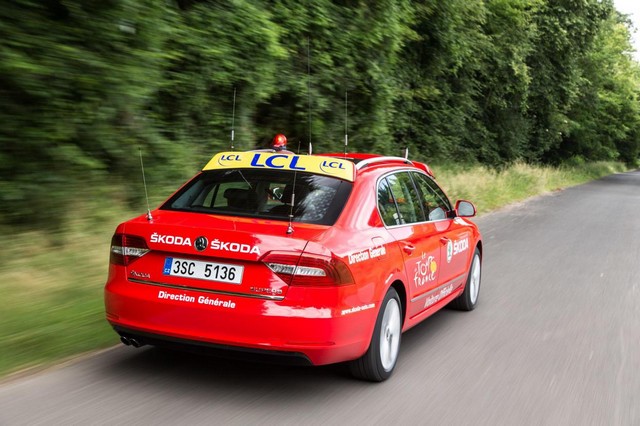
[0,0,171,225]
[558,10,640,165]
[527,0,612,162]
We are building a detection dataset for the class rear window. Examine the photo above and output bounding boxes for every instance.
[161,169,353,225]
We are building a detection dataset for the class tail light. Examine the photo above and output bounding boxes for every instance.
[262,251,354,286]
[110,234,149,266]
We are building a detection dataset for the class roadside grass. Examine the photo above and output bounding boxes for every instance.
[0,161,629,377]
[0,203,135,378]
[434,161,628,213]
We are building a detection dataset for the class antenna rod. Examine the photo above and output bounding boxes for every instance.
[286,38,312,235]
[230,87,237,150]
[344,90,348,157]
[286,193,295,235]
[307,37,312,151]
[139,148,152,221]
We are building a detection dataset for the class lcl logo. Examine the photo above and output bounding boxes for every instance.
[320,160,346,174]
[217,154,241,166]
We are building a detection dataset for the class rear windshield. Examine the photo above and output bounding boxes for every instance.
[161,169,353,226]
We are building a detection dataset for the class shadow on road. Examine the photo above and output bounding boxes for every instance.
[94,308,458,394]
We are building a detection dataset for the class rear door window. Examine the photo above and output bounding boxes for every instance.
[377,172,425,226]
[411,172,452,221]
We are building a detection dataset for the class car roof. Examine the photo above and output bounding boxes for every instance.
[319,152,435,178]
[202,150,435,183]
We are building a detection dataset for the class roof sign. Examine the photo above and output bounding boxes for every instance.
[203,152,356,182]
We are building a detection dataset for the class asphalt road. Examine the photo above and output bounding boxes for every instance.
[1,171,639,425]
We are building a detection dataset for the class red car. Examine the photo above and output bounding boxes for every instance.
[105,141,482,381]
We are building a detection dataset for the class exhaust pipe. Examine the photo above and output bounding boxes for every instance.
[120,336,131,346]
[129,338,143,348]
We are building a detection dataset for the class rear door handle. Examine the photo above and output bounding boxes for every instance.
[402,243,415,254]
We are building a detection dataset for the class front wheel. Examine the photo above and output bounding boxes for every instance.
[449,248,481,311]
[349,288,402,382]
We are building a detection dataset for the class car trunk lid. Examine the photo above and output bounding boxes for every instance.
[119,210,327,299]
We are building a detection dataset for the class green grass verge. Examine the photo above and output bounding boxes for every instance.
[434,161,628,213]
[0,161,629,377]
[0,205,134,378]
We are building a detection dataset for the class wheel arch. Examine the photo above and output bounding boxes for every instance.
[389,280,407,327]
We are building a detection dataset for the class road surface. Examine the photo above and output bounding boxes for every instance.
[1,171,639,425]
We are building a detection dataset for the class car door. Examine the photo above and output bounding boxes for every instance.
[377,172,443,320]
[411,172,471,295]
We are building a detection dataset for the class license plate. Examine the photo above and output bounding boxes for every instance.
[163,257,243,284]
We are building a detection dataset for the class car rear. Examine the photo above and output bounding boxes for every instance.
[104,154,378,365]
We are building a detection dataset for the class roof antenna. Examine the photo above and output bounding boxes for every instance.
[308,141,313,155]
[286,38,312,235]
[285,163,298,235]
[344,90,348,157]
[139,148,153,221]
[230,87,237,150]
[307,37,312,154]
[404,82,414,160]
[286,192,295,235]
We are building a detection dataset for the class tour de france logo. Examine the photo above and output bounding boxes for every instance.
[414,252,437,287]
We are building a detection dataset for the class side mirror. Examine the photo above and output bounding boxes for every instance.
[455,200,477,218]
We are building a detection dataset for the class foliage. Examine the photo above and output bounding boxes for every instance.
[558,10,640,166]
[0,0,176,227]
[0,0,639,228]
[528,0,614,162]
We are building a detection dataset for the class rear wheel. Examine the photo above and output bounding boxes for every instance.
[349,288,402,382]
[449,248,481,311]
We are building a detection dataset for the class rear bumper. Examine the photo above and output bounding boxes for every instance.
[114,326,313,365]
[105,278,379,366]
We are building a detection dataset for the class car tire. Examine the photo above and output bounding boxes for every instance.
[449,248,481,311]
[349,287,402,382]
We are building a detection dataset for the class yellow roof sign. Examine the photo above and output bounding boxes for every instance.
[203,152,356,182]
